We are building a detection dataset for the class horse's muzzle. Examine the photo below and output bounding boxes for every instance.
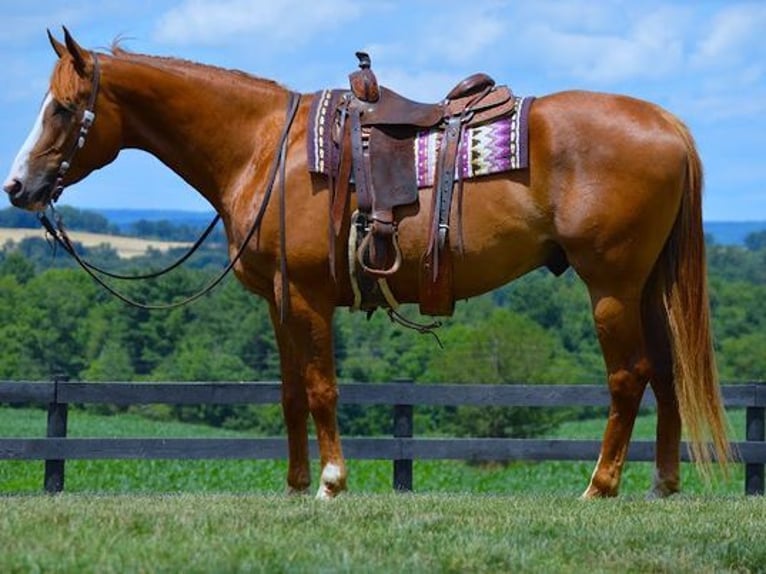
[3,177,51,211]
[3,178,23,198]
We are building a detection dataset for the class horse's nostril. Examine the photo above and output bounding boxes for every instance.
[3,178,23,196]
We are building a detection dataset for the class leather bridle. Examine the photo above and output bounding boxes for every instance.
[51,52,101,203]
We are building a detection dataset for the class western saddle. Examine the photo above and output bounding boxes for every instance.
[330,52,515,316]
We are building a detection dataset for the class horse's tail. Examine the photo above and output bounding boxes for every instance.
[648,114,731,473]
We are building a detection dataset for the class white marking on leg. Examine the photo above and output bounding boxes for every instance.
[581,454,603,498]
[316,463,342,500]
[4,93,51,190]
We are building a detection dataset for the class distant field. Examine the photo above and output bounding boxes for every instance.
[0,227,192,258]
[0,406,747,496]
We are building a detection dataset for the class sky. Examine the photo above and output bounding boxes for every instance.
[1,0,764,221]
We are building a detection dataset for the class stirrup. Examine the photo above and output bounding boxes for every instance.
[356,231,402,278]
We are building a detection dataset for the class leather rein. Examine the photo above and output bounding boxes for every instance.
[39,51,301,312]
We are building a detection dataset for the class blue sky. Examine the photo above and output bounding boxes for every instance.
[1,0,764,220]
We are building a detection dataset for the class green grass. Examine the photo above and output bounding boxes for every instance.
[1,407,760,572]
[1,494,764,573]
[0,406,749,496]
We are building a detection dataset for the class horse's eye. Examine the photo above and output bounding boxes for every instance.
[52,101,74,117]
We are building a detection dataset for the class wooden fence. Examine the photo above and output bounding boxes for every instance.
[1,379,764,495]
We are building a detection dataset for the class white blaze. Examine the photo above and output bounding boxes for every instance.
[4,93,52,190]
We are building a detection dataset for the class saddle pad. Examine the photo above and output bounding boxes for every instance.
[306,89,534,185]
[415,96,534,187]
[307,89,346,175]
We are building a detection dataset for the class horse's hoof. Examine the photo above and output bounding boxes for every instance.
[315,463,346,500]
[580,484,618,499]
[286,484,311,497]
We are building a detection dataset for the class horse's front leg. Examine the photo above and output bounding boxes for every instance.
[269,294,346,499]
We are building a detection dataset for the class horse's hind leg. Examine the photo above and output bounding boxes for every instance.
[647,372,681,497]
[582,290,652,498]
[643,291,682,498]
[269,294,346,499]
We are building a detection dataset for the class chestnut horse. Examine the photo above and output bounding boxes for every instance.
[4,29,730,499]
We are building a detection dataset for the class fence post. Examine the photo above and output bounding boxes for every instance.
[393,380,413,492]
[745,398,764,496]
[44,375,69,494]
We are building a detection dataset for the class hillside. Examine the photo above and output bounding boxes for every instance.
[96,209,216,230]
[0,227,192,259]
[93,210,766,245]
[1,206,763,246]
[96,210,766,246]
[704,220,766,245]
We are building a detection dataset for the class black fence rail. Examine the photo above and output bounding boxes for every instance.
[1,380,764,495]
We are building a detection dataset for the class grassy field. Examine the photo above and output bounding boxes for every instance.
[0,406,749,496]
[1,407,761,572]
[0,227,191,258]
[1,493,764,572]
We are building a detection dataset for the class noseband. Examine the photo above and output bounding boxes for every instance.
[52,52,101,202]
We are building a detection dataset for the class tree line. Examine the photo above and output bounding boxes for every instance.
[0,210,763,438]
[0,206,224,242]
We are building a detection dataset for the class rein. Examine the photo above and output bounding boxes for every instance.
[42,87,301,311]
[39,210,221,281]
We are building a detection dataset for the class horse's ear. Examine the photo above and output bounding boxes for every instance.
[62,26,88,76]
[47,29,66,59]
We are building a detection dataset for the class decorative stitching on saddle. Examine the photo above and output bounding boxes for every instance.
[307,89,344,175]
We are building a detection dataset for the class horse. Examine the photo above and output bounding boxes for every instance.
[4,28,730,499]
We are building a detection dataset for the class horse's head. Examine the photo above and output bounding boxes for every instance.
[3,28,120,211]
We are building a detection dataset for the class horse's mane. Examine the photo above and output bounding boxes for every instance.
[50,39,287,110]
[106,40,286,91]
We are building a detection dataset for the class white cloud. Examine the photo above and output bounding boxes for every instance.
[0,4,94,47]
[681,3,766,121]
[153,0,361,46]
[419,9,505,65]
[341,2,508,78]
[519,4,690,84]
[692,3,766,68]
[363,2,696,87]
[684,92,766,123]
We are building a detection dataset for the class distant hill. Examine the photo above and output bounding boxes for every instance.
[96,209,216,231]
[2,206,763,246]
[0,227,191,259]
[703,221,766,246]
[94,210,765,247]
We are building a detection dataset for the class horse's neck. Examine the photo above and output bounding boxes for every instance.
[106,56,287,208]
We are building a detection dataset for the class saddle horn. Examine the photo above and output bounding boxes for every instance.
[355,51,371,69]
[349,51,379,102]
